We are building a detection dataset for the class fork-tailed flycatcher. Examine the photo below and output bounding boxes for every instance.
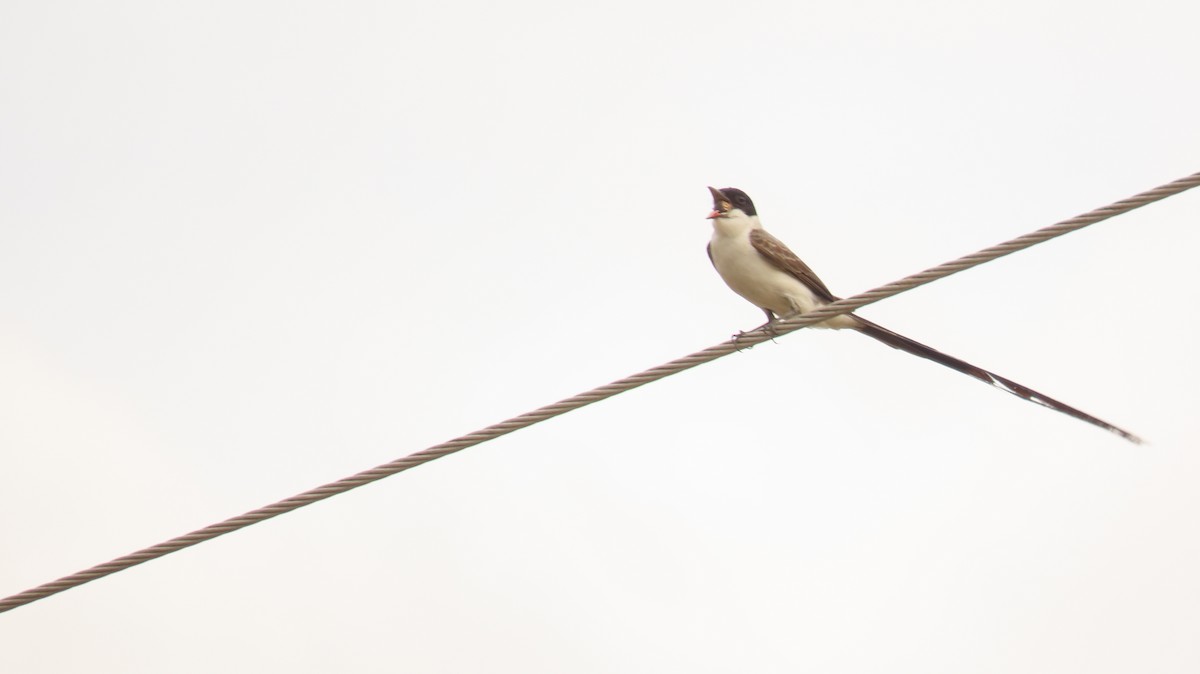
[705,186,1141,443]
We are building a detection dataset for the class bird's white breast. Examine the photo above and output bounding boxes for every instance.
[709,214,848,327]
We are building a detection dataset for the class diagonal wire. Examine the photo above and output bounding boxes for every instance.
[2,171,1198,615]
[759,172,1200,340]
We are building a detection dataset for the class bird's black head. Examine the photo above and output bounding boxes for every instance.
[707,186,757,216]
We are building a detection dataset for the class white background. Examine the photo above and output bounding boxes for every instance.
[2,1,1199,671]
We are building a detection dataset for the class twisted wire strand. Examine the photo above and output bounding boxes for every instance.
[2,171,1197,615]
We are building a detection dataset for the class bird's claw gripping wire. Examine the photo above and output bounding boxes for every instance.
[732,320,780,347]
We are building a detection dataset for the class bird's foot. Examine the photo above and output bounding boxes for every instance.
[732,319,779,345]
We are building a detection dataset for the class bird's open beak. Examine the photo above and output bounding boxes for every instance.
[707,186,728,219]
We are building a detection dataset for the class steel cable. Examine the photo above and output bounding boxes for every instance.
[2,171,1197,614]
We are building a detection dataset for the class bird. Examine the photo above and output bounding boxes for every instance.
[705,186,1141,444]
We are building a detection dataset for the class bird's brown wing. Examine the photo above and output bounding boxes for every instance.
[748,228,838,302]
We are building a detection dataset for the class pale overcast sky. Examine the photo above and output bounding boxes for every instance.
[2,1,1199,672]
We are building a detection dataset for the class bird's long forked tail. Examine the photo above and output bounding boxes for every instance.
[852,318,1142,444]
